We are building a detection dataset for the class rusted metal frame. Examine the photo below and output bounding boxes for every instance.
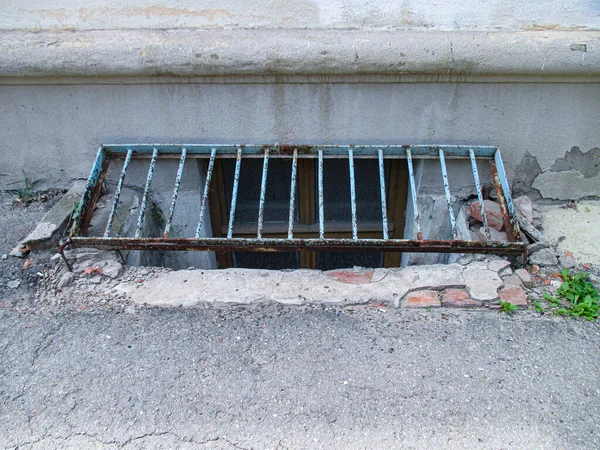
[438,149,459,240]
[491,150,522,242]
[70,236,525,254]
[195,148,217,238]
[104,148,133,237]
[469,148,492,241]
[256,147,270,239]
[103,144,498,159]
[163,148,187,238]
[405,149,423,240]
[348,148,358,240]
[134,148,159,238]
[287,148,298,239]
[318,149,325,239]
[71,147,110,237]
[227,146,243,238]
[378,149,389,240]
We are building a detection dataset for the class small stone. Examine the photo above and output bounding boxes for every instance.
[559,253,577,269]
[488,259,511,272]
[478,227,508,242]
[463,266,503,301]
[469,200,505,231]
[513,196,534,224]
[402,290,441,308]
[530,264,540,274]
[441,289,481,308]
[1,254,7,260]
[528,248,558,267]
[125,305,136,314]
[498,286,528,306]
[57,272,74,288]
[527,242,550,253]
[456,254,474,266]
[502,274,523,288]
[9,244,29,258]
[514,268,532,287]
[7,280,20,289]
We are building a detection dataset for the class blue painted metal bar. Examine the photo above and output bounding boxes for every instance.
[135,148,159,238]
[163,148,187,238]
[469,148,491,241]
[256,148,270,239]
[104,148,132,237]
[378,149,389,240]
[195,148,217,238]
[287,148,298,239]
[348,148,358,240]
[318,149,325,239]
[227,146,243,239]
[438,149,458,240]
[103,144,498,159]
[406,149,423,240]
[494,149,522,241]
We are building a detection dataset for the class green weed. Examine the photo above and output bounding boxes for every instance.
[6,171,41,203]
[543,269,599,322]
[499,301,519,314]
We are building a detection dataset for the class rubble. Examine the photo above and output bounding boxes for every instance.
[469,200,505,231]
[528,248,558,267]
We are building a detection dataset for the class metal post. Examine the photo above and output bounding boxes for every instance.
[406,149,422,240]
[163,148,187,238]
[104,148,132,237]
[378,149,389,240]
[469,148,491,241]
[348,148,358,240]
[287,148,298,239]
[227,146,243,238]
[318,149,325,239]
[256,148,269,238]
[195,148,217,238]
[135,148,158,238]
[438,149,458,240]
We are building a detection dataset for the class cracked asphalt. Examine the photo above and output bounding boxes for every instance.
[1,305,600,449]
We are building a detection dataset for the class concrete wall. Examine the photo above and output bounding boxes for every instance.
[2,0,599,31]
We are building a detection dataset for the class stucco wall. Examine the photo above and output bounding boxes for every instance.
[2,0,599,31]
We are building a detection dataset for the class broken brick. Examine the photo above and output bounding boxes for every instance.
[469,200,505,231]
[441,289,481,308]
[498,286,528,306]
[514,268,532,287]
[402,290,441,308]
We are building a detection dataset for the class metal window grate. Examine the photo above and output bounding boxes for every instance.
[62,144,526,260]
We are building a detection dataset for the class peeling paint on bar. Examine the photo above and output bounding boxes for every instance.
[288,148,298,239]
[378,149,389,240]
[438,148,458,240]
[348,148,358,240]
[135,148,158,238]
[318,148,325,239]
[406,148,422,240]
[104,148,132,237]
[257,147,270,239]
[469,148,491,241]
[227,146,243,239]
[163,148,187,238]
[195,148,217,238]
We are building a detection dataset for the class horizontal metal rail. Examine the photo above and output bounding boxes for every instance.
[68,144,525,259]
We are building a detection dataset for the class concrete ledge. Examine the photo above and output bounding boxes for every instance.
[1,29,599,81]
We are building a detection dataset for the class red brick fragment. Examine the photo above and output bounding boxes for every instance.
[498,286,527,306]
[469,200,505,231]
[326,270,374,285]
[402,290,441,308]
[441,289,481,308]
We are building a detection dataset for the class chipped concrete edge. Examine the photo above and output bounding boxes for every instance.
[0,29,599,83]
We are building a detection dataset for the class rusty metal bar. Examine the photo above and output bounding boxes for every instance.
[227,146,243,238]
[348,148,358,240]
[163,148,187,238]
[70,236,526,254]
[256,147,270,239]
[288,148,298,239]
[378,149,389,240]
[491,150,522,242]
[104,148,132,237]
[469,148,491,241]
[438,149,458,240]
[135,148,158,238]
[406,149,422,240]
[318,149,325,239]
[195,148,217,238]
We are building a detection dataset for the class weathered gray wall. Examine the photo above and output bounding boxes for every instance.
[2,0,598,31]
[1,82,598,199]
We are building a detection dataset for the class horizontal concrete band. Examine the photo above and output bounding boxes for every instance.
[1,29,599,80]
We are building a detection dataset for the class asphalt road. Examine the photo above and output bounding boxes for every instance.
[1,305,600,449]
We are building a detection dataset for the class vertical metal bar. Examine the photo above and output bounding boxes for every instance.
[163,148,187,238]
[318,149,325,239]
[195,148,217,238]
[492,149,522,242]
[104,148,132,237]
[256,148,269,239]
[287,148,298,239]
[348,148,358,240]
[438,149,458,240]
[135,148,158,238]
[377,149,389,240]
[227,146,243,238]
[469,148,491,241]
[406,149,422,240]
